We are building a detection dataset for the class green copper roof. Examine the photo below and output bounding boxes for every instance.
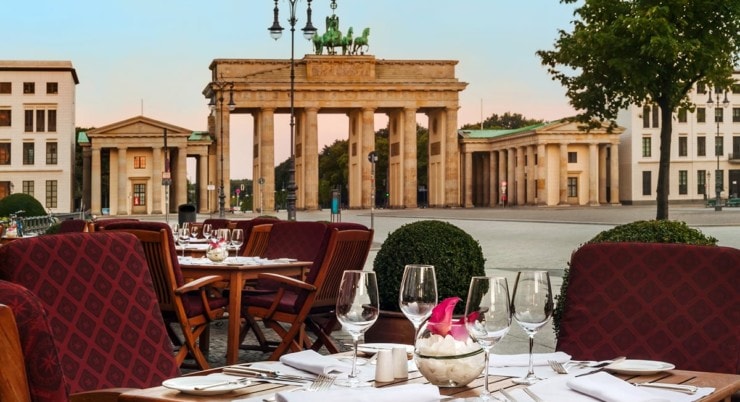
[77,131,90,144]
[459,122,549,139]
[188,131,211,141]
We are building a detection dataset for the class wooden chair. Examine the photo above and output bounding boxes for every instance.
[241,228,374,360]
[0,303,31,402]
[0,233,180,396]
[242,223,273,256]
[58,218,89,233]
[100,221,228,370]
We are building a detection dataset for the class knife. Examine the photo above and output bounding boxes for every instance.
[574,356,627,377]
[222,367,313,382]
[634,382,698,394]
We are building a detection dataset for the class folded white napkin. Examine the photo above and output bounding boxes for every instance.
[490,351,571,367]
[567,372,669,402]
[275,383,440,402]
[279,350,352,375]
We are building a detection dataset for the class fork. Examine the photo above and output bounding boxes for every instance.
[548,360,569,374]
[262,373,335,402]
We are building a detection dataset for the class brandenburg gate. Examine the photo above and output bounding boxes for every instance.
[204,55,467,211]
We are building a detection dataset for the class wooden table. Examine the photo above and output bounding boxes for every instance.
[180,259,311,365]
[120,366,740,401]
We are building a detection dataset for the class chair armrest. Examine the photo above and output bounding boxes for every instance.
[175,275,227,295]
[256,273,316,292]
[72,388,132,402]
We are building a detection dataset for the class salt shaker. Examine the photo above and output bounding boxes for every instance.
[374,349,394,382]
[392,346,409,379]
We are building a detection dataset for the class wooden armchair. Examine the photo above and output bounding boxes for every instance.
[242,223,273,256]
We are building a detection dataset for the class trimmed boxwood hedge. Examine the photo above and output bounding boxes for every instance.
[553,220,718,337]
[0,193,47,218]
[373,220,486,315]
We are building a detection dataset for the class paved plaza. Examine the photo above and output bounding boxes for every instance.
[168,204,740,368]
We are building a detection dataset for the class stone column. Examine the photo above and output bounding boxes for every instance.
[526,145,536,205]
[589,143,599,205]
[176,147,187,208]
[363,108,376,208]
[387,110,402,208]
[198,153,209,213]
[91,147,101,215]
[82,147,91,212]
[464,149,473,207]
[610,144,620,204]
[516,147,525,206]
[151,146,163,214]
[117,147,128,215]
[498,149,507,206]
[507,148,516,205]
[559,143,569,205]
[304,107,319,210]
[536,144,547,205]
[403,107,417,208]
[444,107,460,207]
[489,151,498,207]
[258,108,275,213]
[599,144,608,204]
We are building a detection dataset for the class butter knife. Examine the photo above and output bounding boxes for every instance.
[574,356,627,377]
[634,382,698,394]
[522,387,546,402]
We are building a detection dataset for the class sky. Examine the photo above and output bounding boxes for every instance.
[3,0,580,179]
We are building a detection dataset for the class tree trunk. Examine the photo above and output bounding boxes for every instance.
[655,100,674,220]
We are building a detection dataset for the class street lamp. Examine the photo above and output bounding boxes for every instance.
[269,0,317,221]
[208,80,235,218]
[706,86,730,211]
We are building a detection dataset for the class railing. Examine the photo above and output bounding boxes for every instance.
[729,153,740,163]
[1,214,59,236]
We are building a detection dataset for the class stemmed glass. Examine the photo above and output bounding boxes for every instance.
[465,277,512,401]
[202,223,212,241]
[190,224,201,241]
[177,227,191,258]
[399,264,437,335]
[230,228,244,260]
[511,271,554,385]
[335,270,379,388]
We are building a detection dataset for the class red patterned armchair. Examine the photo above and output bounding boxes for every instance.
[0,232,180,394]
[556,242,740,374]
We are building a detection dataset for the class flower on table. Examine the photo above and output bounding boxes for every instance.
[427,297,478,342]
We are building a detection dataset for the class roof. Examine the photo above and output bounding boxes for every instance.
[458,122,551,139]
[0,60,79,84]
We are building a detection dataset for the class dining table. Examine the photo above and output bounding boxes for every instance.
[179,257,312,365]
[118,360,740,402]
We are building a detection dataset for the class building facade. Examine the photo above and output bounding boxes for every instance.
[0,61,78,212]
[617,71,740,204]
[458,121,623,207]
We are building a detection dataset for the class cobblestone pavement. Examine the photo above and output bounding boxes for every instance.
[159,204,740,370]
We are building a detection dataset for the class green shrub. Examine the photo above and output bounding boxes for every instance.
[553,220,718,336]
[373,220,486,315]
[0,193,47,217]
[45,222,61,234]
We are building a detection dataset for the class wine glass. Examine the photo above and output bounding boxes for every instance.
[177,227,191,258]
[190,224,201,241]
[230,228,244,259]
[399,264,437,335]
[202,223,212,240]
[335,270,379,388]
[465,277,512,401]
[511,271,554,385]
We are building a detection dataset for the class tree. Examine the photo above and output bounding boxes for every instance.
[537,0,740,220]
[461,112,544,130]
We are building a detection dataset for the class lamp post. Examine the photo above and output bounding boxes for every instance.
[208,80,235,218]
[707,86,730,211]
[269,0,317,221]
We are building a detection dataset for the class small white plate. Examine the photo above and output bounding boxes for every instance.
[357,343,414,355]
[162,376,247,396]
[606,359,675,375]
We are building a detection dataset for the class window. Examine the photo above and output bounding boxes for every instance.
[642,137,652,157]
[714,108,724,123]
[567,177,578,197]
[697,170,706,195]
[46,82,58,94]
[133,184,146,206]
[567,152,577,163]
[36,109,45,132]
[134,156,147,169]
[0,110,10,126]
[716,136,724,156]
[24,110,33,132]
[23,82,35,94]
[642,171,652,196]
[45,180,57,208]
[697,82,707,94]
[48,110,56,132]
[697,108,706,123]
[642,106,650,128]
[23,142,34,165]
[677,108,687,123]
[678,170,688,195]
[0,143,10,165]
[46,142,57,165]
[678,137,687,157]
[0,82,10,94]
[697,136,706,157]
[22,180,33,197]
[652,106,659,128]
[734,108,740,123]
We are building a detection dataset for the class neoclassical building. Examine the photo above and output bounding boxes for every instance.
[458,120,623,207]
[203,55,467,211]
[80,116,212,215]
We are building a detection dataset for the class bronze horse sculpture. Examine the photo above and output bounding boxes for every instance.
[312,14,369,56]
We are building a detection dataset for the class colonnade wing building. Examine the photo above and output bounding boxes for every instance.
[203,55,467,211]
